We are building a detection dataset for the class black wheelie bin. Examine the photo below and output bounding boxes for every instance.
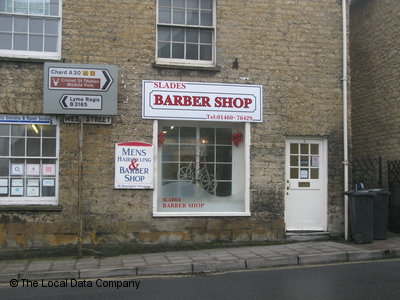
[372,189,390,240]
[345,190,375,244]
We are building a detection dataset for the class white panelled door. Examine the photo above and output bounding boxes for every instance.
[285,139,327,231]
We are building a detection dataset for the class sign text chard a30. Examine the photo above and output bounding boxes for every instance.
[48,67,113,91]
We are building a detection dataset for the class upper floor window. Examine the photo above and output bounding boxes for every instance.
[157,0,215,67]
[0,0,61,60]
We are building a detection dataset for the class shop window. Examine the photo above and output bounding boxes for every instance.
[155,121,249,216]
[0,116,59,205]
[0,0,61,60]
[156,0,215,67]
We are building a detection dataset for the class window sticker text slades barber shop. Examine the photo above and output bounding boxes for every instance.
[142,80,263,122]
[114,142,154,189]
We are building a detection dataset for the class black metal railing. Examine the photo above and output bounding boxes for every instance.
[388,160,400,233]
[352,157,383,189]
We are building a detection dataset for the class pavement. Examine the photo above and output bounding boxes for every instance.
[1,235,400,284]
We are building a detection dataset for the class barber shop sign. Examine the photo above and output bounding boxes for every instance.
[142,80,263,122]
[114,142,154,189]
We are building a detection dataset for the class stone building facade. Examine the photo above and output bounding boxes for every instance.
[350,0,400,232]
[350,0,400,162]
[0,0,346,257]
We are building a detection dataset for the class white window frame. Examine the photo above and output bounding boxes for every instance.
[152,120,250,217]
[0,0,62,60]
[0,115,59,205]
[156,0,216,68]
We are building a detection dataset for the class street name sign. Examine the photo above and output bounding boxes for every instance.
[44,63,118,115]
[63,115,112,125]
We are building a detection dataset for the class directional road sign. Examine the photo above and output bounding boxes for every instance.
[43,63,118,115]
[48,67,113,91]
[59,95,102,110]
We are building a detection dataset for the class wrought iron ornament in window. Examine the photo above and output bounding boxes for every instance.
[0,0,61,59]
[177,152,217,194]
[157,0,215,66]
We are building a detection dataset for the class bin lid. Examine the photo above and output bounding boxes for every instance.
[345,189,390,196]
[345,190,378,196]
[365,189,390,195]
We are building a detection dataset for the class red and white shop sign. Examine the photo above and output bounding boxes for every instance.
[142,80,263,122]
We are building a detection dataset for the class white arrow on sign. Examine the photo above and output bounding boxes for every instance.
[49,67,113,91]
[59,95,103,110]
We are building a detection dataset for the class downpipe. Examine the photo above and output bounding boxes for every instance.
[342,0,350,240]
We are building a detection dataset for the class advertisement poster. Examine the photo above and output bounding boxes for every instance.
[115,142,154,189]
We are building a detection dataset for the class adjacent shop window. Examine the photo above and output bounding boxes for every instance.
[155,122,248,215]
[0,119,59,205]
[156,0,215,66]
[0,0,61,59]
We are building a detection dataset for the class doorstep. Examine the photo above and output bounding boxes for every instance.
[286,231,330,242]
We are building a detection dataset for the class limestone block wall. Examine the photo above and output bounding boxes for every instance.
[350,0,400,161]
[0,0,345,256]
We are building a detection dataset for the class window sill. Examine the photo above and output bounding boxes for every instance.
[153,212,251,217]
[152,62,221,72]
[0,205,63,212]
[0,56,63,64]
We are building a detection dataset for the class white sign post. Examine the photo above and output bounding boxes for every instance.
[114,142,154,189]
[142,80,263,122]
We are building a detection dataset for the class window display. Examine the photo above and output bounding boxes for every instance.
[155,121,249,215]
